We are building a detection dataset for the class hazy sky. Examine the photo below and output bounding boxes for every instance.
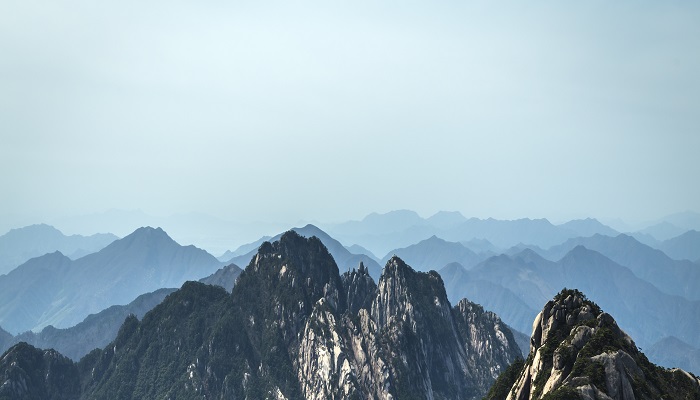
[2,1,699,232]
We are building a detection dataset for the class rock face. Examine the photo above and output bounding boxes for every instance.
[492,288,700,400]
[0,230,522,399]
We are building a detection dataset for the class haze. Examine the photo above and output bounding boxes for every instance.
[2,1,699,239]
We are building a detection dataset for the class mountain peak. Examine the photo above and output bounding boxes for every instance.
[498,288,700,400]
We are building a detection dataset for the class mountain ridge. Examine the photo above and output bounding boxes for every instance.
[0,224,117,276]
[0,226,222,333]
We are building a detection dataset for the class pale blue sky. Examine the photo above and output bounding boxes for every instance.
[2,1,699,231]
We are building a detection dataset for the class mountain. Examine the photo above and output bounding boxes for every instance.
[485,289,700,400]
[0,326,11,352]
[344,244,379,262]
[0,224,117,275]
[217,235,272,261]
[659,230,700,261]
[542,233,700,301]
[0,261,244,363]
[440,262,540,334]
[229,224,383,279]
[0,230,522,399]
[651,211,700,233]
[426,210,469,229]
[3,288,175,361]
[0,342,81,400]
[323,211,619,257]
[382,235,484,271]
[557,218,619,238]
[439,246,700,366]
[461,238,501,254]
[646,336,700,376]
[198,262,243,292]
[331,209,427,236]
[636,221,686,241]
[0,226,222,334]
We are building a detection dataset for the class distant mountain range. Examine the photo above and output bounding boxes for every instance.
[321,210,622,256]
[657,229,700,261]
[0,227,222,334]
[0,224,117,275]
[381,235,485,271]
[440,246,700,361]
[0,260,244,362]
[2,288,176,361]
[537,233,700,301]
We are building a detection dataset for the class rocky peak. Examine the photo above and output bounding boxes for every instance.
[502,288,700,400]
[341,261,377,315]
[245,230,345,312]
[371,255,450,329]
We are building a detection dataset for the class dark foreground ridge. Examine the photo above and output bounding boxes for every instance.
[0,231,520,400]
[484,288,700,400]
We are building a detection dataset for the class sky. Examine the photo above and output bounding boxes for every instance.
[2,0,699,239]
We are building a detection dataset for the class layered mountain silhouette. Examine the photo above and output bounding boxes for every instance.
[324,211,619,256]
[0,259,243,362]
[381,235,485,272]
[485,289,700,399]
[0,224,117,275]
[0,231,521,399]
[0,227,222,333]
[1,288,175,361]
[658,230,700,262]
[539,233,700,301]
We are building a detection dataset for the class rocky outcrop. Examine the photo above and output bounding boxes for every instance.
[341,262,376,315]
[500,288,700,400]
[454,299,523,390]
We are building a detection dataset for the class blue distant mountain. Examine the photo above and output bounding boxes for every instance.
[0,227,222,334]
[0,224,117,275]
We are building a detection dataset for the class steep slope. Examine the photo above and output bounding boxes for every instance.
[0,252,74,334]
[5,288,175,361]
[0,227,222,333]
[0,342,80,400]
[543,233,700,300]
[6,230,522,399]
[229,224,382,279]
[198,262,243,292]
[382,235,484,271]
[0,224,117,276]
[490,289,700,400]
[659,230,700,262]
